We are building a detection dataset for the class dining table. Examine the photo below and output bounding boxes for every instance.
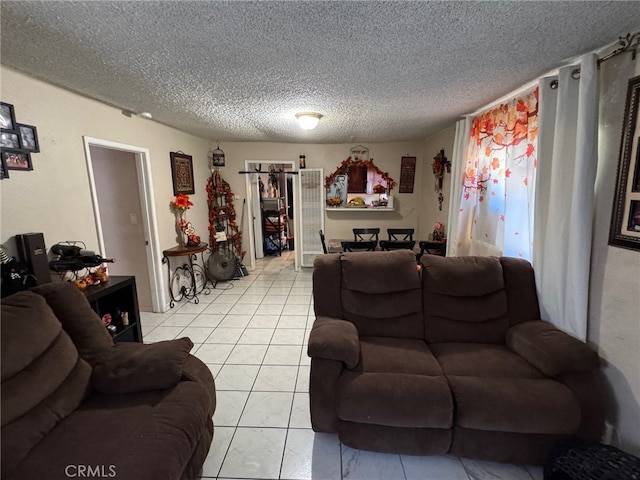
[327,238,424,254]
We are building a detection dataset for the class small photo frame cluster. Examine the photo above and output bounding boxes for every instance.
[0,102,40,178]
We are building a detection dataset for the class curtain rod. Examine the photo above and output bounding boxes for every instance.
[550,31,639,89]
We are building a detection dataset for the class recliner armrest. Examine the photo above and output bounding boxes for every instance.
[506,320,599,377]
[308,316,360,368]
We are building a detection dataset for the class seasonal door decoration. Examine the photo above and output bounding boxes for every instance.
[432,149,451,211]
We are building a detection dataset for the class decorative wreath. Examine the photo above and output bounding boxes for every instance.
[325,157,396,192]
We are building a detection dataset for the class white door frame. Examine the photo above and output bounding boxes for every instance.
[83,137,165,312]
[244,159,299,271]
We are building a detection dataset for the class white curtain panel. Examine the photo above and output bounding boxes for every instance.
[534,54,599,340]
[446,118,470,256]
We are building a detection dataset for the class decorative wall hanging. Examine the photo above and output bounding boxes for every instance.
[399,156,416,193]
[350,145,369,161]
[325,157,396,192]
[2,150,32,171]
[609,74,640,251]
[0,101,40,178]
[170,151,195,195]
[0,102,16,130]
[17,124,39,152]
[209,143,225,168]
[432,149,451,210]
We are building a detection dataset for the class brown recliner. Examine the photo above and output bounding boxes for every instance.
[1,282,216,480]
[308,251,603,465]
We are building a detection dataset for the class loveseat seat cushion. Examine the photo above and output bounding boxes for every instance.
[337,337,452,429]
[5,380,212,480]
[447,376,581,435]
[1,291,92,478]
[341,250,424,339]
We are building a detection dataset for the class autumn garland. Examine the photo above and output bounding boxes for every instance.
[206,171,242,256]
[325,157,396,191]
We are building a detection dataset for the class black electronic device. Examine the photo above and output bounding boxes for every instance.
[49,242,115,273]
[16,232,51,285]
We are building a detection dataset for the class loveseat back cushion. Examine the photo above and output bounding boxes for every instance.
[499,257,541,326]
[341,251,424,338]
[422,256,509,343]
[1,291,92,477]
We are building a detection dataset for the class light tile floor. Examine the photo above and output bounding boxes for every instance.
[141,252,544,480]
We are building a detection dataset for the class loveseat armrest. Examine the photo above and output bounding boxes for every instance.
[505,320,599,377]
[308,316,360,368]
[181,354,217,416]
[92,337,194,394]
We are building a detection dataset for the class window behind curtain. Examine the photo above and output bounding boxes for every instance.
[455,87,538,260]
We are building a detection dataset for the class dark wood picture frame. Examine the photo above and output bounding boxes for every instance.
[2,149,33,171]
[609,75,640,251]
[0,153,9,179]
[16,123,39,152]
[170,151,195,195]
[0,102,16,130]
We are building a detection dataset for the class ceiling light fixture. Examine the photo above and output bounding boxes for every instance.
[295,112,322,130]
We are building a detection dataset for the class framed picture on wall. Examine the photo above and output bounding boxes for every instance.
[170,151,195,195]
[0,130,20,149]
[2,149,33,171]
[0,102,16,130]
[17,123,39,152]
[0,153,9,179]
[609,75,640,251]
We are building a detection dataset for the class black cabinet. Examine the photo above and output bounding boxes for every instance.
[83,275,142,343]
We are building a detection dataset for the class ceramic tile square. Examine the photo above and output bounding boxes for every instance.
[202,303,233,315]
[263,345,303,365]
[289,287,312,296]
[289,393,311,428]
[247,315,280,328]
[281,430,341,480]
[246,286,270,294]
[271,328,306,345]
[286,296,311,305]
[261,294,288,305]
[219,285,248,295]
[189,314,224,328]
[178,326,215,343]
[281,304,310,316]
[253,365,298,392]
[214,390,250,426]
[200,426,234,478]
[226,344,268,364]
[278,315,308,329]
[142,326,185,343]
[193,343,233,364]
[218,314,252,328]
[299,348,311,365]
[236,328,274,345]
[267,287,292,295]
[174,301,208,315]
[342,446,405,480]
[251,280,274,287]
[237,294,266,304]
[159,314,197,327]
[461,458,534,480]
[139,312,170,328]
[193,291,218,304]
[215,364,260,391]
[401,455,469,480]
[206,363,222,378]
[227,303,259,316]
[205,327,244,344]
[211,294,241,304]
[296,365,310,392]
[218,427,287,479]
[255,303,285,316]
[272,280,294,287]
[238,391,293,428]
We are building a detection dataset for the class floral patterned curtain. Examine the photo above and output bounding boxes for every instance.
[454,87,538,260]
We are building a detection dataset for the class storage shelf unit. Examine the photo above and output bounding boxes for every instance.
[262,205,288,256]
[83,275,142,343]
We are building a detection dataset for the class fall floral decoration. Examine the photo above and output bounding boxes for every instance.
[170,194,197,246]
[432,149,451,211]
[206,170,243,258]
[325,157,396,192]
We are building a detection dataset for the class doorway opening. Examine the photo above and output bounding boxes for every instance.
[243,160,298,272]
[83,137,164,312]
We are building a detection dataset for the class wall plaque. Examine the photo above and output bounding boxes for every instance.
[399,156,416,193]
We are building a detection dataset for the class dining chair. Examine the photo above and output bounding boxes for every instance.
[418,240,446,258]
[341,240,377,252]
[319,229,328,254]
[379,240,416,251]
[353,228,380,242]
[387,228,414,241]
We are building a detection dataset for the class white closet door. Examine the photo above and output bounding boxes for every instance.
[298,169,324,267]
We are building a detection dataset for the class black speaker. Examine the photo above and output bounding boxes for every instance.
[16,232,51,285]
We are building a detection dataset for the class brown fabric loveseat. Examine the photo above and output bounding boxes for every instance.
[1,282,216,480]
[308,251,604,465]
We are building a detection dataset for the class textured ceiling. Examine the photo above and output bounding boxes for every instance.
[1,1,640,144]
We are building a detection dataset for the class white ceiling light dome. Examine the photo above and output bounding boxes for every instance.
[295,112,322,130]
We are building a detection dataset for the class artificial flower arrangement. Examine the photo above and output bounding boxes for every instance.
[170,194,200,246]
[431,222,446,242]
